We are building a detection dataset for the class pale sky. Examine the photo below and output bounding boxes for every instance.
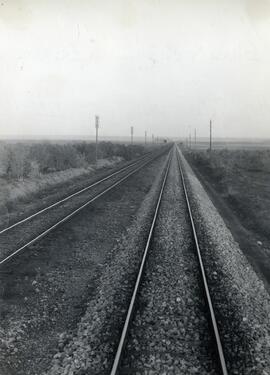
[1,0,270,139]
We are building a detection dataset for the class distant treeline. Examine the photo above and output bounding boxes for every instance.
[0,141,146,180]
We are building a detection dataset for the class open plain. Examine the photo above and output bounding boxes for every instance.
[0,144,269,375]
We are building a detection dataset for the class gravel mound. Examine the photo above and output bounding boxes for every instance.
[178,146,270,374]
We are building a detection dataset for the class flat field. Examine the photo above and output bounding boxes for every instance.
[184,147,270,289]
[181,138,270,151]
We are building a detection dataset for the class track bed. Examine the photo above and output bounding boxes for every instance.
[119,149,219,374]
[0,150,169,375]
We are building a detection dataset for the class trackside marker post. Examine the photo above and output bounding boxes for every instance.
[95,115,99,165]
[131,126,134,145]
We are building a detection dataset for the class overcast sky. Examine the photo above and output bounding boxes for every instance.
[1,0,270,140]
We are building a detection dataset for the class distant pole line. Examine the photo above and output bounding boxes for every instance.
[152,134,154,144]
[194,128,197,148]
[131,126,134,145]
[189,133,191,149]
[145,131,147,145]
[95,115,99,165]
[210,120,212,151]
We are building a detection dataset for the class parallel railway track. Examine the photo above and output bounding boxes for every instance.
[0,151,152,236]
[110,145,228,375]
[0,143,229,374]
[0,147,170,265]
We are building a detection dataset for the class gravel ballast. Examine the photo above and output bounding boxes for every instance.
[4,143,269,374]
[120,149,219,374]
[0,151,169,375]
[45,152,172,375]
[0,148,169,261]
[178,146,270,374]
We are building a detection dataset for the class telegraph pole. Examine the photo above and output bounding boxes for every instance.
[152,134,154,144]
[189,133,191,149]
[95,115,99,165]
[210,119,212,151]
[194,128,197,148]
[131,126,134,145]
[145,131,147,145]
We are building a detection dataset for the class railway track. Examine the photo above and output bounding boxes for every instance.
[2,142,268,375]
[0,146,170,265]
[176,146,228,375]
[110,145,228,374]
[0,144,174,375]
[0,151,153,235]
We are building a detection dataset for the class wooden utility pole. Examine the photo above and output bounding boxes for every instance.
[194,128,197,148]
[131,126,134,145]
[189,133,191,149]
[95,115,99,165]
[145,131,147,145]
[210,120,212,151]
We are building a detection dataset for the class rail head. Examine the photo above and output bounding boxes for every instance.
[110,150,173,375]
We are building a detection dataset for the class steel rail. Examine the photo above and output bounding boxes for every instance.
[176,146,228,375]
[0,150,169,266]
[110,150,173,375]
[0,152,153,236]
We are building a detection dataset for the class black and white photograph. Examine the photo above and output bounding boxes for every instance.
[0,1,270,374]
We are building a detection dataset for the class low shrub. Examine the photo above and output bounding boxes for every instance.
[0,141,147,181]
[184,148,270,188]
